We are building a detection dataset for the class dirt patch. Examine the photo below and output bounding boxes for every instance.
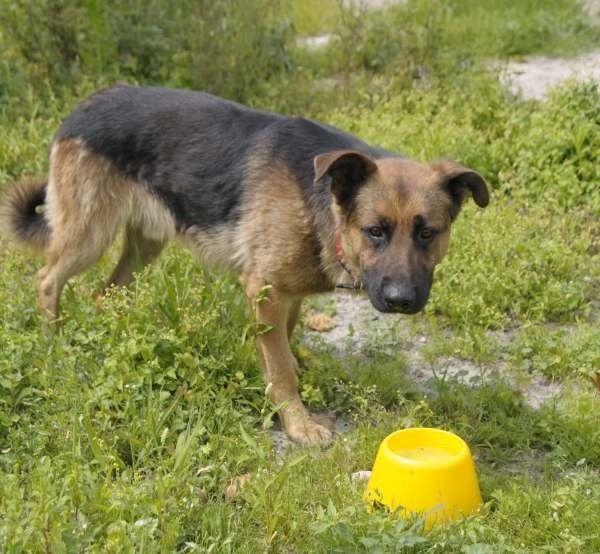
[501,50,600,100]
[584,0,600,17]
[302,292,562,409]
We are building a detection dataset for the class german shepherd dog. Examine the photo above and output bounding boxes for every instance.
[1,85,489,445]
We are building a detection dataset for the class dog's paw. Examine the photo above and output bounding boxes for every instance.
[285,413,333,447]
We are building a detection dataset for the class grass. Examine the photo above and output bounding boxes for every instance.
[1,0,600,551]
[292,0,341,36]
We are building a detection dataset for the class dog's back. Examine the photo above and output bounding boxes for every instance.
[55,85,284,230]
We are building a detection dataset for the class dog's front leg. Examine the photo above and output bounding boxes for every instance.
[242,274,332,446]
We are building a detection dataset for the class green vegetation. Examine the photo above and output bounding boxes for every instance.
[1,0,599,551]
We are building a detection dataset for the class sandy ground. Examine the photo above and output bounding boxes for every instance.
[302,292,562,409]
[502,50,600,100]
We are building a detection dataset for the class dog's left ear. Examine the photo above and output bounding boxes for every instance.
[433,160,489,219]
[314,150,377,210]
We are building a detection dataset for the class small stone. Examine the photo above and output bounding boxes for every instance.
[225,473,251,501]
[196,464,215,475]
[305,312,336,332]
[351,470,372,482]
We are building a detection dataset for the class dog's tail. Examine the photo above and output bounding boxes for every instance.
[0,177,51,251]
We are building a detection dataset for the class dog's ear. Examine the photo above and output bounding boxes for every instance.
[433,160,489,220]
[314,150,377,209]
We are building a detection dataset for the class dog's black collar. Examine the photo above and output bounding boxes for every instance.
[336,259,359,289]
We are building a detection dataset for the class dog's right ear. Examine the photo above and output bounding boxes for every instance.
[314,150,377,210]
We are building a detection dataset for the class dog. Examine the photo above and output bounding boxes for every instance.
[0,85,489,445]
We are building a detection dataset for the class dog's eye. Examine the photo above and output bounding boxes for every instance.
[368,226,384,239]
[419,227,435,241]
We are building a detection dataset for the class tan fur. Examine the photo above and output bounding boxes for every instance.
[38,139,177,318]
[233,156,475,446]
[106,225,166,288]
[181,224,245,270]
[238,163,334,294]
[232,163,344,445]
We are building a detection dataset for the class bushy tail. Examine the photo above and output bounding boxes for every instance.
[0,177,50,251]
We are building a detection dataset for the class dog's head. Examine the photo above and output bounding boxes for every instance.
[314,150,489,314]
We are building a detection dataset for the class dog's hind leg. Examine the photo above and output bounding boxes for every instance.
[37,139,131,321]
[243,274,332,446]
[105,225,165,288]
[37,223,115,321]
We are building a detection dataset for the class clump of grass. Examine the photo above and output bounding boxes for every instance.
[292,0,341,36]
[322,0,600,81]
[0,0,294,108]
[510,324,600,381]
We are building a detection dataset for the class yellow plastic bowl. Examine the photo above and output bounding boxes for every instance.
[365,428,482,527]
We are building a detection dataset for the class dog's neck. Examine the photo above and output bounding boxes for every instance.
[310,193,361,291]
[332,229,361,290]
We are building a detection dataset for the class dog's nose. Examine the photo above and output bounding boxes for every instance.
[382,283,416,313]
